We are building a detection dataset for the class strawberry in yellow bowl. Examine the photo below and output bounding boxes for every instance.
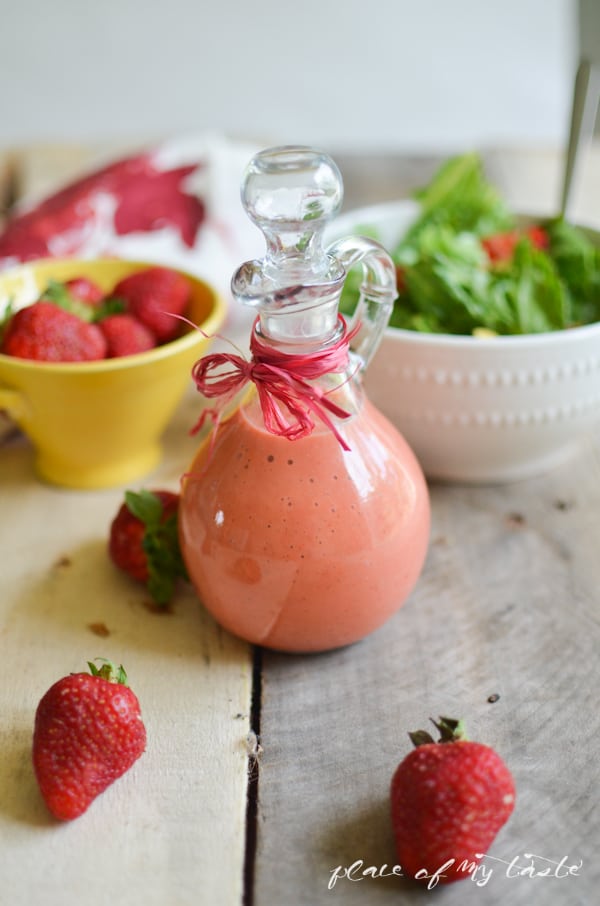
[0,258,226,488]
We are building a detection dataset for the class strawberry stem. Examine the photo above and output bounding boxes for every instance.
[40,279,95,322]
[409,716,468,747]
[432,716,467,742]
[408,729,436,747]
[87,658,129,685]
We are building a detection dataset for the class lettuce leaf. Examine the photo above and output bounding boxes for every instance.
[399,152,514,250]
[545,217,600,325]
[339,153,600,335]
[391,153,534,334]
[393,229,568,335]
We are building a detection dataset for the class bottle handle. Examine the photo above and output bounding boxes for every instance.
[326,235,397,369]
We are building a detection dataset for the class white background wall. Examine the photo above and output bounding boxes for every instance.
[0,0,579,153]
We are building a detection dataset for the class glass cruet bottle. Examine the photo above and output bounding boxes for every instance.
[179,146,430,653]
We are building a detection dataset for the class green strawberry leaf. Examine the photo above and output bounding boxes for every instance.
[409,716,468,747]
[38,281,126,323]
[125,489,164,528]
[432,716,468,742]
[92,295,127,321]
[143,512,189,606]
[408,730,436,747]
[124,490,188,606]
[40,279,96,322]
[87,658,129,685]
[0,296,17,343]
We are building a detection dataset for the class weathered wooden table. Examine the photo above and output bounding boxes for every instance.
[1,142,599,906]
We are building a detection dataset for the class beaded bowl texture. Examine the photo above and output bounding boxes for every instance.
[331,201,600,483]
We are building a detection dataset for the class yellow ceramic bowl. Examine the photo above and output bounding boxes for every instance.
[0,258,226,489]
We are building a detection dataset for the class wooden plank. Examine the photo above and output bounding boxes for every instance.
[0,387,254,906]
[0,148,253,906]
[253,431,600,905]
[3,140,600,906]
[252,148,600,904]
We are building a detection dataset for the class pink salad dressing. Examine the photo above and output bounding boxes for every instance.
[179,396,430,652]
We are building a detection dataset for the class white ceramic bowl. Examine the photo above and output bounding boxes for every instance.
[330,201,600,483]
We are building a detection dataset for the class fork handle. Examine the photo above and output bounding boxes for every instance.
[561,59,600,218]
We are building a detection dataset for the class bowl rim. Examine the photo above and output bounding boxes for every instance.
[333,199,600,346]
[382,318,600,347]
[0,258,227,373]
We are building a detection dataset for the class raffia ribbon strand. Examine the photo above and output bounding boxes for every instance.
[191,315,360,451]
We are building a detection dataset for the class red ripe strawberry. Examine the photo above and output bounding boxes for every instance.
[100,313,157,357]
[39,277,128,323]
[39,277,104,320]
[112,266,191,343]
[33,660,146,820]
[391,717,515,885]
[0,301,107,362]
[64,277,105,304]
[109,489,188,606]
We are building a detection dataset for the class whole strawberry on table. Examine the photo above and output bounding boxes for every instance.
[390,716,515,885]
[108,489,188,607]
[32,660,146,821]
[0,265,191,362]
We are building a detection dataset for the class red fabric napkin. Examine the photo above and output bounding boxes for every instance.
[0,135,263,306]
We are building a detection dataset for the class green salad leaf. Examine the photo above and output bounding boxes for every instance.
[401,152,513,245]
[340,153,600,335]
[545,217,600,325]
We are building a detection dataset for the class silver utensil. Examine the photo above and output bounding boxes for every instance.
[561,59,600,218]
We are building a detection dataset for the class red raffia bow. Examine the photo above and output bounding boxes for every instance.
[191,315,360,451]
